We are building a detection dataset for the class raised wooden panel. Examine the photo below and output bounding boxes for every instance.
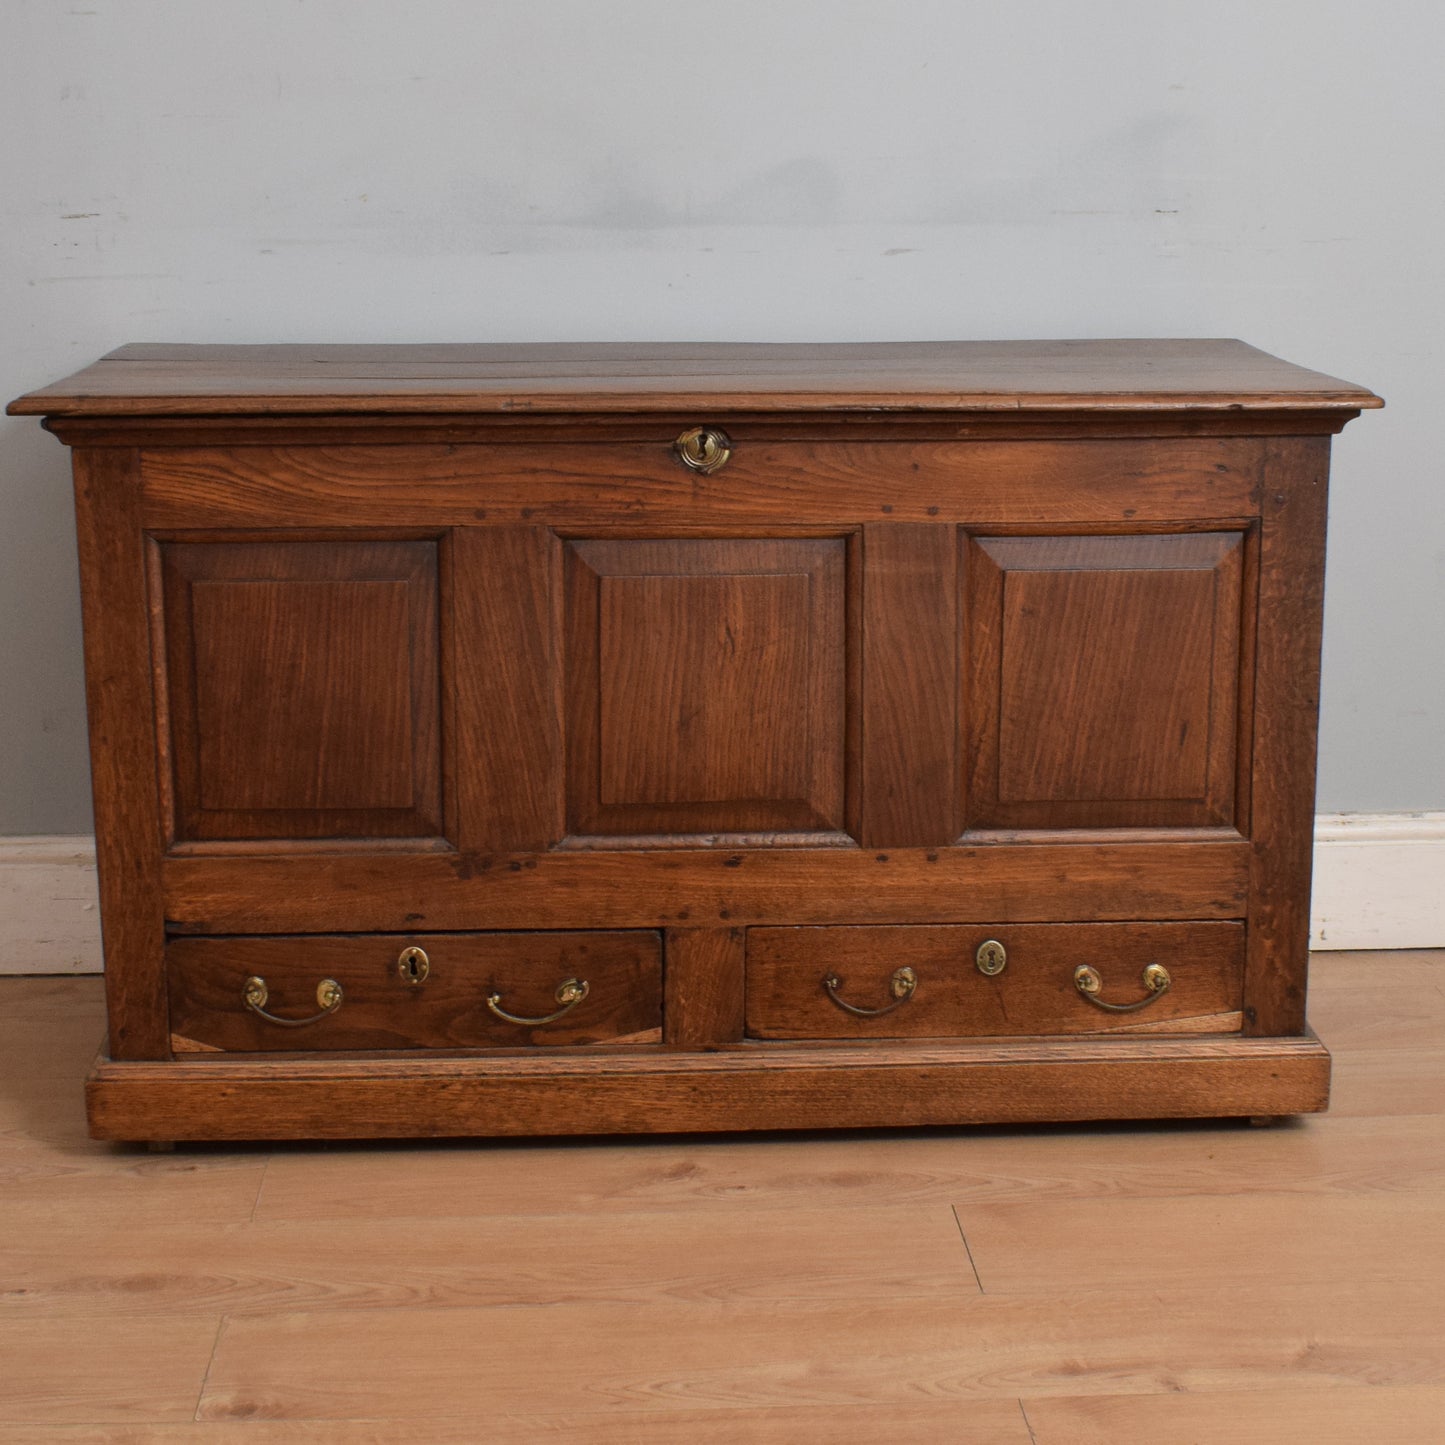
[601,572,812,806]
[159,539,442,842]
[564,538,848,841]
[965,532,1245,831]
[191,579,414,810]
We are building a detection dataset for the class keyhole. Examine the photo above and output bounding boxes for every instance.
[976,939,1007,976]
[397,947,430,985]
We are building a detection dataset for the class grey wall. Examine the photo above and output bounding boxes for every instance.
[2,0,1440,832]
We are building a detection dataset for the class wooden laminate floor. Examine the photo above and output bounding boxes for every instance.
[1,950,1442,1442]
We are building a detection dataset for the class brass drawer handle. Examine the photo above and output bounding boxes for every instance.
[1073,962,1172,1012]
[486,977,589,1027]
[674,426,731,474]
[823,966,917,1017]
[243,975,344,1027]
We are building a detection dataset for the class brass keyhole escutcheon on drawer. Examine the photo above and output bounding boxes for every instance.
[975,939,1008,976]
[674,426,731,474]
[397,946,430,986]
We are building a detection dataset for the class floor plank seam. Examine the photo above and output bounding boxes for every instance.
[248,1154,271,1223]
[4,958,1445,1433]
[1019,1397,1040,1444]
[193,1315,228,1422]
[951,1204,985,1293]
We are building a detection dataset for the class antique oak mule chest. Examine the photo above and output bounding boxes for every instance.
[9,341,1380,1143]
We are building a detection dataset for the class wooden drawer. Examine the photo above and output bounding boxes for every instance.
[167,931,661,1052]
[745,923,1244,1039]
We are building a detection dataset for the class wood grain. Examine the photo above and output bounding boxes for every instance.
[50,408,1374,453]
[965,531,1244,830]
[1025,1387,1445,1445]
[745,922,1244,1038]
[24,342,1379,1145]
[158,538,442,841]
[135,437,1266,530]
[194,1283,1440,1421]
[84,1033,1330,1141]
[4,1203,973,1318]
[1308,950,1445,1050]
[247,1111,1445,1226]
[1245,437,1332,1035]
[0,1404,1034,1443]
[0,1313,221,1425]
[664,927,746,1047]
[158,841,1251,933]
[452,525,563,851]
[9,338,1382,415]
[0,956,1438,1441]
[166,932,662,1052]
[859,524,958,846]
[1323,1048,1445,1118]
[564,537,847,838]
[70,449,169,1058]
[957,1190,1445,1294]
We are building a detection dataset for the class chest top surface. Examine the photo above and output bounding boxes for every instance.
[9,338,1381,418]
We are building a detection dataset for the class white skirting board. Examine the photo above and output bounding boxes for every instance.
[0,835,101,974]
[0,816,1441,974]
[1309,812,1445,951]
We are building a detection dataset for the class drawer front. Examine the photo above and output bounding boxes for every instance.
[168,931,661,1052]
[745,923,1244,1039]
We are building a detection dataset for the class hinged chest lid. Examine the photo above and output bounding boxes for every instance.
[8,339,1382,419]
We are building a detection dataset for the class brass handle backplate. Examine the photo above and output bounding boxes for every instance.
[243,975,344,1027]
[486,977,589,1027]
[674,426,731,474]
[1073,962,1172,1013]
[823,966,917,1017]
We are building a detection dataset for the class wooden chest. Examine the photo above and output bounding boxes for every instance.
[8,340,1380,1142]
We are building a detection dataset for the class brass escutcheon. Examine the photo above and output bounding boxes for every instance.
[397,945,430,985]
[976,939,1008,976]
[823,965,918,1017]
[674,426,732,474]
[1073,961,1172,1012]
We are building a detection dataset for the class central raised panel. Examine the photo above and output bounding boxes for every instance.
[565,537,847,842]
[598,572,814,806]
